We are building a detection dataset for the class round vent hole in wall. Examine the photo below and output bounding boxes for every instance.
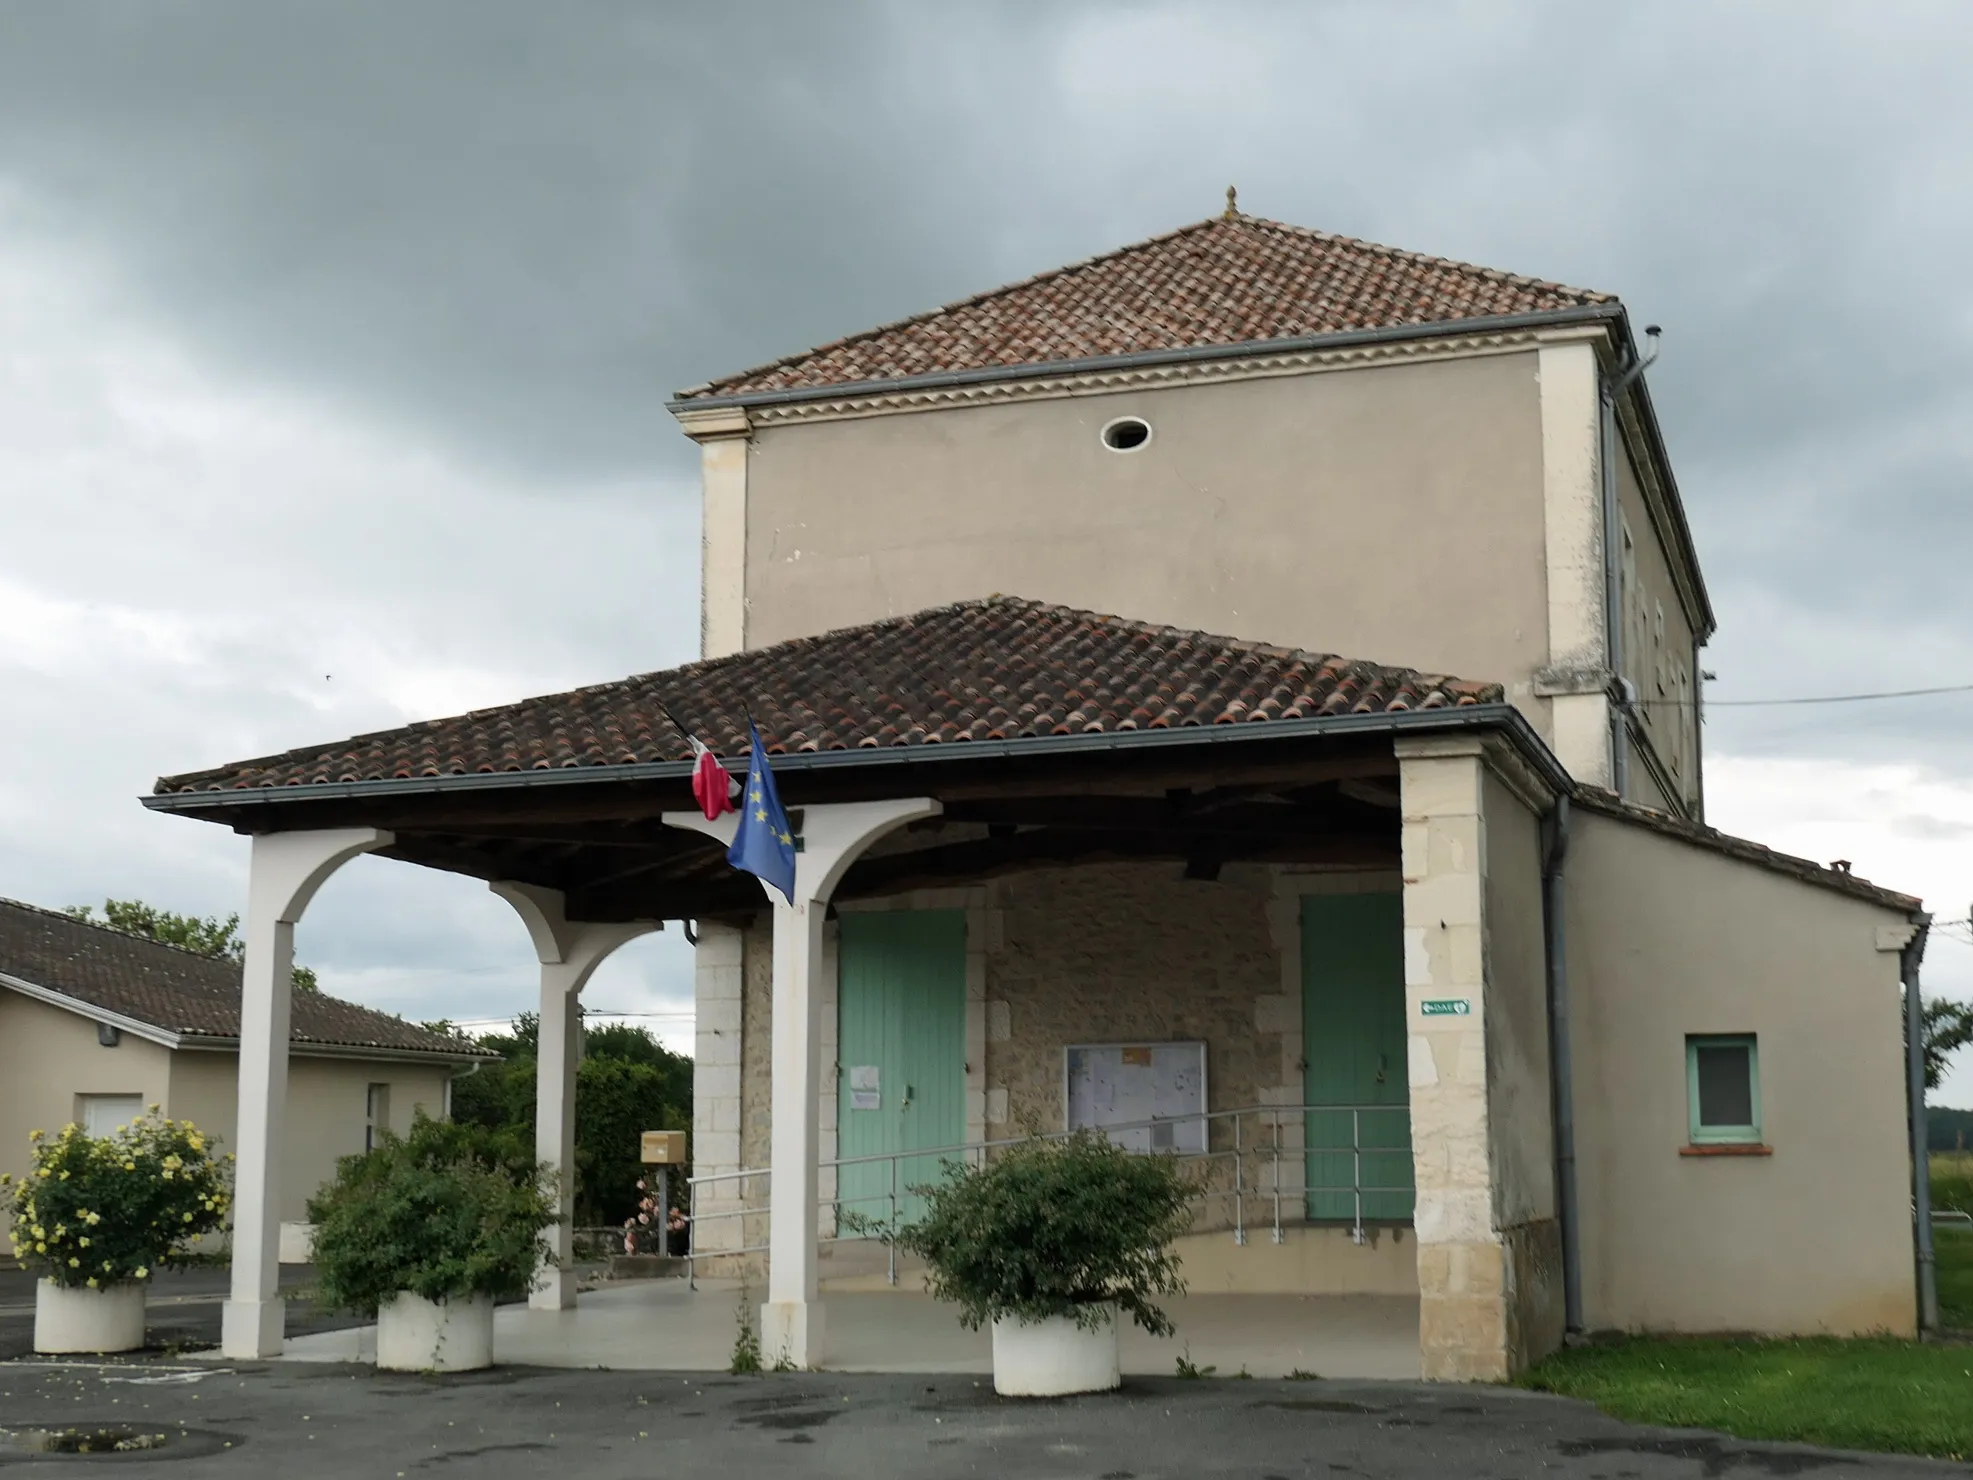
[1101,416,1152,452]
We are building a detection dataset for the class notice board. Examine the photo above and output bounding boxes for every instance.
[1064,1041,1208,1153]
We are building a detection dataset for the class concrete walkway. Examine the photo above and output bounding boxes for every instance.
[277,1280,1422,1378]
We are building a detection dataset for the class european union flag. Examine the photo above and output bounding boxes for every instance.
[727,724,796,903]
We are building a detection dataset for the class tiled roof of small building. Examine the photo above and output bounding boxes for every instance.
[678,210,1613,400]
[0,898,493,1058]
[154,597,1502,794]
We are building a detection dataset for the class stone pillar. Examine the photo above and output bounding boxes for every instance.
[665,797,941,1369]
[492,883,657,1310]
[223,828,392,1360]
[1398,737,1511,1381]
[691,922,746,1260]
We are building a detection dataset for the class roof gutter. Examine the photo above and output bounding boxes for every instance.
[145,702,1574,816]
[171,1037,497,1066]
[668,304,1628,413]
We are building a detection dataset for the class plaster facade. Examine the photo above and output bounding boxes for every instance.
[1563,808,1917,1337]
[0,989,450,1227]
[681,332,1711,811]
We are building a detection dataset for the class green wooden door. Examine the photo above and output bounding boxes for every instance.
[836,911,967,1228]
[1302,894,1414,1222]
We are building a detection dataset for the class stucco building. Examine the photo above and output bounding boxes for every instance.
[145,206,1935,1379]
[0,898,490,1257]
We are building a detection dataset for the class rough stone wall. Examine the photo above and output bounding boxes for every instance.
[983,862,1289,1206]
[739,915,774,1178]
[699,914,772,1279]
[689,923,746,1259]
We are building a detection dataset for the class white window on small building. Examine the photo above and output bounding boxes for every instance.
[365,1082,392,1152]
[78,1094,144,1139]
[1687,1034,1761,1145]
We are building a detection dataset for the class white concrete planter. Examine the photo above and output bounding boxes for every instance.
[34,1280,145,1354]
[990,1304,1121,1397]
[375,1292,495,1373]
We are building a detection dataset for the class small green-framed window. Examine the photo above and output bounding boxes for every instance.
[1686,1035,1761,1145]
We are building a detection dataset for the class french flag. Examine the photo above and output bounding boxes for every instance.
[690,735,740,821]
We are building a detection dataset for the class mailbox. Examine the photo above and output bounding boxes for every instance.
[640,1130,687,1165]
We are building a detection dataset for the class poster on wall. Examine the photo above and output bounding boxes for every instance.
[1064,1041,1207,1153]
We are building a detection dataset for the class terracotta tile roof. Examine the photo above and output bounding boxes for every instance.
[679,211,1612,400]
[1570,790,1923,915]
[154,597,1502,794]
[0,898,494,1058]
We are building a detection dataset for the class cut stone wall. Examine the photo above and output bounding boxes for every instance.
[1400,734,1564,1381]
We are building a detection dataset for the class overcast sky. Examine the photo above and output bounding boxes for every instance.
[3,2,1972,1101]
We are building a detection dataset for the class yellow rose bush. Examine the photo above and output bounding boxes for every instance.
[3,1113,231,1289]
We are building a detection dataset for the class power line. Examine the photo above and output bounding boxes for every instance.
[1637,681,1973,711]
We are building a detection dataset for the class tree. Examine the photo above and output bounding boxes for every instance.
[448,1014,692,1226]
[1925,996,1973,1092]
[66,899,318,992]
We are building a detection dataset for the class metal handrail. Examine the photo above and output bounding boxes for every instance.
[684,1101,1412,1286]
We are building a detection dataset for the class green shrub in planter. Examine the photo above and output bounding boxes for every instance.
[888,1131,1196,1335]
[306,1112,558,1315]
[2,1112,231,1289]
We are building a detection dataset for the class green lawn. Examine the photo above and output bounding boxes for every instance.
[1519,1235,1973,1462]
[1521,1336,1973,1460]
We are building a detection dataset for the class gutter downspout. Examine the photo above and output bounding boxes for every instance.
[1904,916,1938,1335]
[1541,793,1584,1339]
[1600,382,1628,798]
[1691,635,1707,823]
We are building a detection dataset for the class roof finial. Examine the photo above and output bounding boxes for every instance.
[1224,184,1238,219]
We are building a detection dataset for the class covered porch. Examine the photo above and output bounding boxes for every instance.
[147,599,1565,1380]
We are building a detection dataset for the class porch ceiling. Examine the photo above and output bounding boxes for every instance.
[158,736,1405,924]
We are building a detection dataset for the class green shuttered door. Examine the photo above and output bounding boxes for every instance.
[836,911,967,1227]
[1302,893,1415,1222]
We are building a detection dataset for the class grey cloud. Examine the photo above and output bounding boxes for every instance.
[5,1,1973,1026]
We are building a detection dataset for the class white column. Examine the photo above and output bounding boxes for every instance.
[222,828,392,1360]
[764,893,826,1359]
[665,797,940,1368]
[493,882,658,1310]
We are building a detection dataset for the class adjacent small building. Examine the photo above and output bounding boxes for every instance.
[0,898,492,1254]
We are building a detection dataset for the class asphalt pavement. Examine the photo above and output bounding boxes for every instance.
[0,1265,361,1362]
[0,1358,1966,1477]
